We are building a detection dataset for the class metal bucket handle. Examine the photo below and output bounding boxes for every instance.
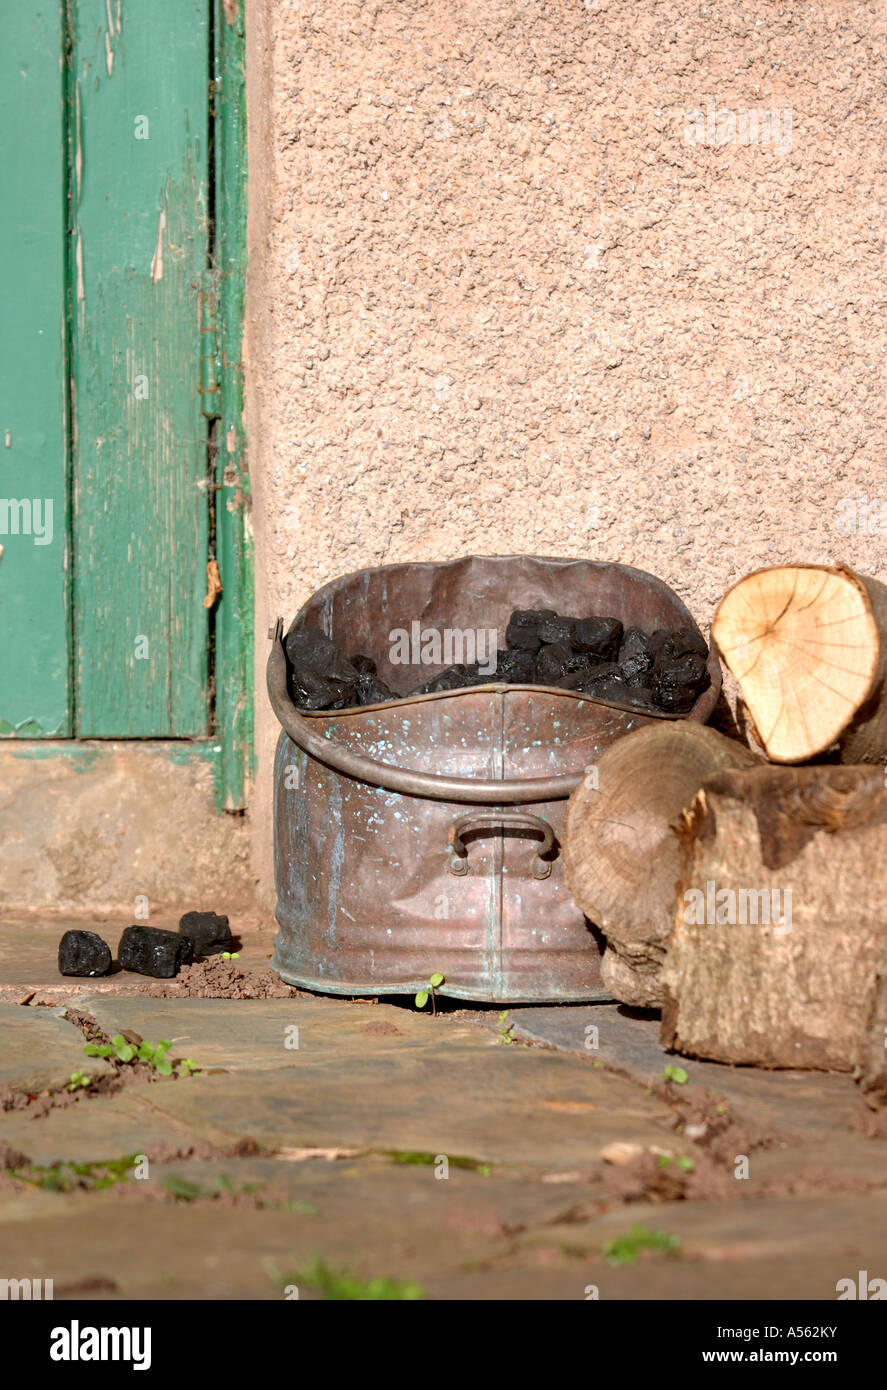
[448,811,555,878]
[267,619,583,804]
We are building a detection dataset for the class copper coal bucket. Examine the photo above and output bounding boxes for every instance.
[266,555,720,1002]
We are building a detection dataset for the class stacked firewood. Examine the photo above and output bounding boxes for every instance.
[563,562,887,1094]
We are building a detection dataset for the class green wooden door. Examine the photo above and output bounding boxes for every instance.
[1,0,249,766]
[70,0,210,736]
[0,2,71,737]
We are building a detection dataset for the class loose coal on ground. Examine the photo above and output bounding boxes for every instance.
[284,610,710,715]
[57,930,112,978]
[57,912,238,983]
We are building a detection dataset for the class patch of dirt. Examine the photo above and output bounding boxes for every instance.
[0,1063,166,1120]
[850,1100,887,1138]
[55,1277,120,1296]
[227,1136,264,1157]
[603,1149,736,1205]
[141,1141,219,1163]
[362,1020,402,1037]
[160,957,306,999]
[757,1165,876,1197]
[63,1006,107,1037]
[0,1138,29,1169]
[663,1084,773,1165]
[137,1137,265,1164]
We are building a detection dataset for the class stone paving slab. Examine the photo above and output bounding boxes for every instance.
[505,1191,887,1300]
[69,995,448,1072]
[4,920,887,1301]
[509,1002,863,1138]
[0,1178,535,1301]
[0,1003,111,1092]
[3,1157,885,1300]
[0,1000,676,1168]
[135,1036,677,1168]
[0,1157,599,1300]
[0,1088,205,1166]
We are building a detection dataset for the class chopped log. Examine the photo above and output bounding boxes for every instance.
[857,968,887,1108]
[562,722,760,1008]
[712,563,887,764]
[661,764,887,1070]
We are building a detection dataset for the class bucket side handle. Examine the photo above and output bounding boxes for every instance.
[267,619,582,804]
[448,811,554,878]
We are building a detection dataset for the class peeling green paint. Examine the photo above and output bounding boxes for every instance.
[0,719,63,740]
[0,3,71,735]
[69,0,211,736]
[166,741,222,768]
[8,742,104,771]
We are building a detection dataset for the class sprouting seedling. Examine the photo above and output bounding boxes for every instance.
[662,1064,689,1086]
[658,1154,695,1172]
[221,951,240,960]
[498,1010,513,1044]
[67,1069,92,1092]
[415,972,444,1014]
[82,1035,195,1078]
[85,1034,137,1064]
[136,1039,174,1076]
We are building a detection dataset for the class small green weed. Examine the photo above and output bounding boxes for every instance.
[603,1223,682,1267]
[83,1036,198,1078]
[658,1154,695,1172]
[289,1258,425,1301]
[662,1064,689,1085]
[161,1172,262,1203]
[414,972,444,1014]
[11,1155,138,1193]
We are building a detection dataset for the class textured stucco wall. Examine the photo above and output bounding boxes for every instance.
[246,0,887,903]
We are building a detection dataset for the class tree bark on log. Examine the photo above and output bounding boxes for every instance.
[712,563,887,764]
[563,722,759,1008]
[661,764,887,1070]
[857,967,887,1108]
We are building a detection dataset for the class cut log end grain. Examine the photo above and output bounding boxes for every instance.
[712,564,887,764]
[562,722,760,1008]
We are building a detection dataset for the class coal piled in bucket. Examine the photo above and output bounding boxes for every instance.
[284,607,710,717]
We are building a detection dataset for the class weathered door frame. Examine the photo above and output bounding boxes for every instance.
[206,0,253,810]
[1,0,252,811]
